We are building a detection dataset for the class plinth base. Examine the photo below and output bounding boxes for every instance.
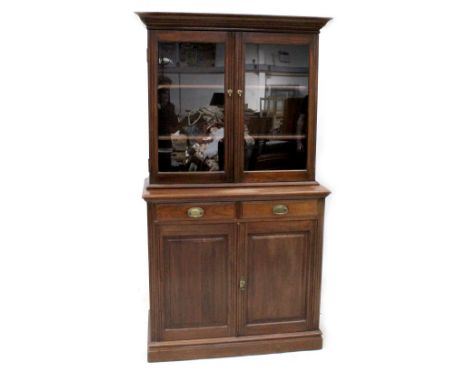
[148,330,323,362]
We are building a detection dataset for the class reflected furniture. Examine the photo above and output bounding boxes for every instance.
[138,12,331,362]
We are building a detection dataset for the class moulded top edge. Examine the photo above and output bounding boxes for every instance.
[136,12,332,33]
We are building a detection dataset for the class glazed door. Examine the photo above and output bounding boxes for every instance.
[157,223,236,341]
[149,31,235,183]
[238,220,318,336]
[235,32,318,182]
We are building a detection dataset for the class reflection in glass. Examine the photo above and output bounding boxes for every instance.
[158,42,225,172]
[244,44,309,171]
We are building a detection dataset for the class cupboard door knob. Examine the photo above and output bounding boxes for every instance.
[187,207,204,218]
[239,277,247,291]
[272,204,288,215]
[227,89,233,97]
[237,89,243,97]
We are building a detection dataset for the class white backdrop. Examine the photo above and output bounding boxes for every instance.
[1,1,468,381]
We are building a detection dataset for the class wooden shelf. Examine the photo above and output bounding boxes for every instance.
[245,84,307,90]
[250,134,305,140]
[160,66,225,74]
[158,134,305,141]
[158,84,224,90]
[245,64,308,75]
[158,64,307,75]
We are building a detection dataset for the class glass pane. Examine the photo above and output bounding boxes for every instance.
[158,42,225,172]
[244,43,309,171]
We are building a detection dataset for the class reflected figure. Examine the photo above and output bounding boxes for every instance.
[158,76,179,171]
[158,76,178,140]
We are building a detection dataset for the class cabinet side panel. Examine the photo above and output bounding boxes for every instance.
[147,203,160,341]
[309,198,325,329]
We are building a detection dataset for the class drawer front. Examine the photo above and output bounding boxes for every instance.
[241,199,318,219]
[156,202,236,221]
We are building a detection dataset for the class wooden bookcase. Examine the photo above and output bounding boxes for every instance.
[138,12,331,362]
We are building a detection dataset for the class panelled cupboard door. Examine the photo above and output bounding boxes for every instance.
[238,220,319,336]
[149,30,235,183]
[157,223,236,341]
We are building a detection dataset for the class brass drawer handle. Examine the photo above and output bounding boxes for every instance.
[272,204,288,215]
[187,207,204,218]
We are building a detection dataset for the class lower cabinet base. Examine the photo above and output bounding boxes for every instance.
[148,330,323,362]
[144,186,330,362]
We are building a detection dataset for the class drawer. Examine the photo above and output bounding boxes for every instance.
[156,202,236,221]
[240,199,319,219]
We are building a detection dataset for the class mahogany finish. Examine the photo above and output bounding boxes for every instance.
[139,12,331,362]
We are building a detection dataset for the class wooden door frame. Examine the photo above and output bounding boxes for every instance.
[234,32,319,183]
[148,30,235,183]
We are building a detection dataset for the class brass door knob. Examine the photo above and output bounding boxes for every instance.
[227,89,233,97]
[237,89,243,97]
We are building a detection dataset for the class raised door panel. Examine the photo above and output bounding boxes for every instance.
[158,223,236,340]
[239,220,317,336]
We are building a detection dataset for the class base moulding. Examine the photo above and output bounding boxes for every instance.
[148,330,323,362]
